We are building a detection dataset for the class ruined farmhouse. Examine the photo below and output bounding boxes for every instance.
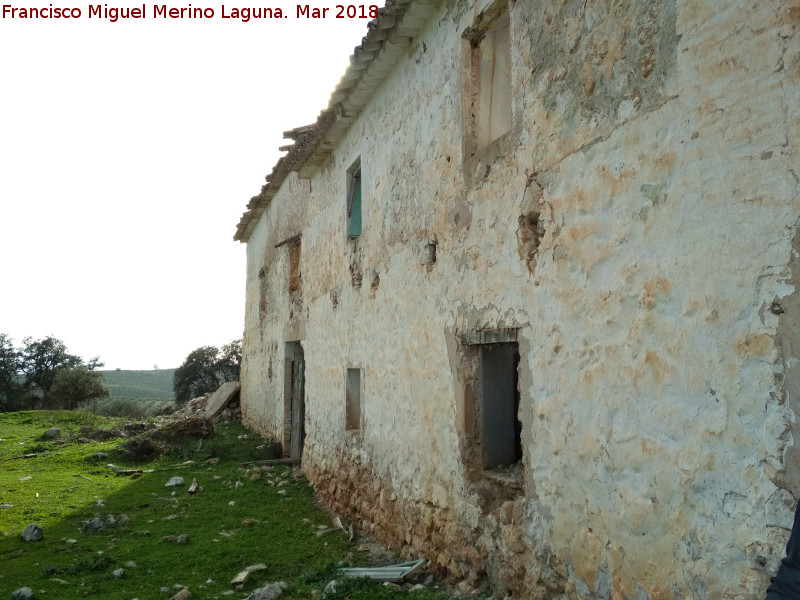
[234,0,800,597]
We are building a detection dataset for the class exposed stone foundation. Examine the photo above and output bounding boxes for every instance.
[304,450,566,599]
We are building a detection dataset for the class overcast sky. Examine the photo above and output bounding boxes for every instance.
[0,2,381,369]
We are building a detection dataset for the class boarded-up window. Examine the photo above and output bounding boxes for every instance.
[347,159,362,238]
[288,239,301,293]
[472,11,511,151]
[345,368,361,433]
[258,266,267,319]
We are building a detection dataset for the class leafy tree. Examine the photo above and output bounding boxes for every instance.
[0,334,105,411]
[50,367,109,410]
[173,340,241,405]
[0,334,24,412]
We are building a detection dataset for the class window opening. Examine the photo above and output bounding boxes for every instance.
[288,238,301,293]
[347,159,362,238]
[480,342,521,469]
[467,10,512,153]
[345,368,362,433]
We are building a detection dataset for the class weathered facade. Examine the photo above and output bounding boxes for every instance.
[234,0,800,597]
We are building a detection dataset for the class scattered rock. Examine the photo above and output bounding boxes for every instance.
[409,584,426,593]
[234,481,244,489]
[117,514,130,527]
[176,534,190,545]
[171,589,192,600]
[245,581,287,600]
[277,490,288,497]
[19,476,32,482]
[43,427,61,439]
[20,523,43,542]
[105,515,117,528]
[241,519,259,528]
[382,582,402,591]
[125,560,137,568]
[65,539,77,545]
[231,570,251,585]
[245,564,268,572]
[12,587,34,600]
[0,503,14,509]
[165,477,185,488]
[83,518,104,534]
[160,587,171,594]
[250,472,262,482]
[187,478,201,494]
[113,568,125,578]
[322,580,338,599]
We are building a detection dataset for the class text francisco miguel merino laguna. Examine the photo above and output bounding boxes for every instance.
[2,4,380,21]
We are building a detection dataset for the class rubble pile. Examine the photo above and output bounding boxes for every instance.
[167,381,242,424]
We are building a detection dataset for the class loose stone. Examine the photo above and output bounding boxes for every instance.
[12,587,35,600]
[20,523,43,542]
[83,518,104,534]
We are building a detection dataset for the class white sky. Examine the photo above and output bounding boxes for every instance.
[0,2,381,369]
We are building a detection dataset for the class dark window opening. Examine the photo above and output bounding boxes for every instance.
[345,368,362,433]
[480,342,521,470]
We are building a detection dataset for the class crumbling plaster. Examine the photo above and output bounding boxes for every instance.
[239,0,800,597]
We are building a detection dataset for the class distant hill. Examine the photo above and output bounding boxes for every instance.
[99,369,175,402]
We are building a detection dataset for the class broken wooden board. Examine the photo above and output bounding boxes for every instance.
[340,558,426,583]
[205,381,241,419]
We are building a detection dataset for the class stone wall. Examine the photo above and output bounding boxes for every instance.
[239,0,800,597]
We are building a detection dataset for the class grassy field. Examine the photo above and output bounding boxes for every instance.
[0,412,453,599]
[99,369,176,401]
[92,369,177,417]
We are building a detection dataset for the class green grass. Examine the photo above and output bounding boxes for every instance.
[0,412,453,599]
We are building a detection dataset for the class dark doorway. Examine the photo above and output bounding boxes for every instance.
[480,342,521,469]
[283,342,305,459]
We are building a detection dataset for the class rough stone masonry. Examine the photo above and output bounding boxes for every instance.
[235,0,800,597]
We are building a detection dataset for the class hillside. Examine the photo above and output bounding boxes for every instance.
[99,369,175,402]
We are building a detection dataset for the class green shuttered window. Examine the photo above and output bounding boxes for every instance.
[347,163,362,238]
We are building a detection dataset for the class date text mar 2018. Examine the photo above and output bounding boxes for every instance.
[297,5,379,19]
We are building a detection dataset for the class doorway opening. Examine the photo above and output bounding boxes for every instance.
[283,342,305,459]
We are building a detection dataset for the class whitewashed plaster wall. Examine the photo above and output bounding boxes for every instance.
[240,0,800,597]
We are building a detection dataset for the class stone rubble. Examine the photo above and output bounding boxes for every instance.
[166,388,241,424]
[244,581,287,600]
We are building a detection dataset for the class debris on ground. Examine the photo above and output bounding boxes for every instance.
[340,558,427,583]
